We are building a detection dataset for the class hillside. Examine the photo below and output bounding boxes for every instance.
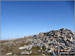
[0,28,75,56]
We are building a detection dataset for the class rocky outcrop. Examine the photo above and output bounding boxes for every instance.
[32,28,75,55]
[0,28,75,56]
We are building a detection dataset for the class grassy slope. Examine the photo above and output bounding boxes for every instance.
[0,37,42,55]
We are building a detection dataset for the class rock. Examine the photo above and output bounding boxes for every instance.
[6,52,12,55]
[19,45,32,50]
[20,51,32,55]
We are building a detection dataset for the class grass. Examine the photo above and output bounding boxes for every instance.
[0,37,42,55]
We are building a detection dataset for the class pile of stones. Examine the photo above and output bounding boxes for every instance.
[32,28,75,55]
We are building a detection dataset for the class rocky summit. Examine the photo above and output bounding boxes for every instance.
[0,28,75,56]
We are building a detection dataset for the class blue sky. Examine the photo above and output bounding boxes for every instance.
[1,1,74,40]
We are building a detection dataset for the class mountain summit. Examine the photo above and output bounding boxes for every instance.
[0,28,75,56]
